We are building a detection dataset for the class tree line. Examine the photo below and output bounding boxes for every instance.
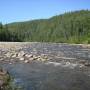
[0,23,22,41]
[0,10,90,43]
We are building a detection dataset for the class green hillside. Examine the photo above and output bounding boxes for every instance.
[0,10,90,43]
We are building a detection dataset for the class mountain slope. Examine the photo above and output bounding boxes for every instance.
[0,10,90,43]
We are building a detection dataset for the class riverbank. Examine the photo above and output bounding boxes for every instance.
[0,42,90,66]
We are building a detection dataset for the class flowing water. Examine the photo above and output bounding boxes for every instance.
[0,43,90,90]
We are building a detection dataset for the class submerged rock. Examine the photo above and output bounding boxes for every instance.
[84,62,90,67]
[0,68,10,89]
[0,68,22,90]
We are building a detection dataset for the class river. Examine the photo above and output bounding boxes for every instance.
[0,43,90,90]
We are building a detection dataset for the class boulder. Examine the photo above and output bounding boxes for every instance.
[0,58,3,61]
[18,51,25,57]
[24,60,29,63]
[41,58,46,62]
[33,55,38,60]
[40,54,48,59]
[78,60,86,64]
[29,58,34,61]
[19,57,25,61]
[84,62,90,67]
[11,53,18,58]
[25,54,33,58]
[37,58,41,61]
[5,52,12,58]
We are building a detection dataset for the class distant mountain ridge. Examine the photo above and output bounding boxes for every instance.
[0,10,90,43]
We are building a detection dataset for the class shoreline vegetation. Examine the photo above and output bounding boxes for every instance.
[0,10,90,43]
[0,68,22,90]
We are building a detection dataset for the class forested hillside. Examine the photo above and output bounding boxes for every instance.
[0,10,90,43]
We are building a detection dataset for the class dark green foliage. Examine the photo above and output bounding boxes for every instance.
[0,10,90,43]
[0,23,22,41]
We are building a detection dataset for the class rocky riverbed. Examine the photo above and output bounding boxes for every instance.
[0,42,90,90]
[0,42,50,64]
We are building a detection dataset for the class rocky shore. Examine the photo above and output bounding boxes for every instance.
[3,50,49,63]
[0,42,90,68]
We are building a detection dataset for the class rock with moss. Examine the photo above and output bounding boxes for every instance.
[0,68,22,90]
